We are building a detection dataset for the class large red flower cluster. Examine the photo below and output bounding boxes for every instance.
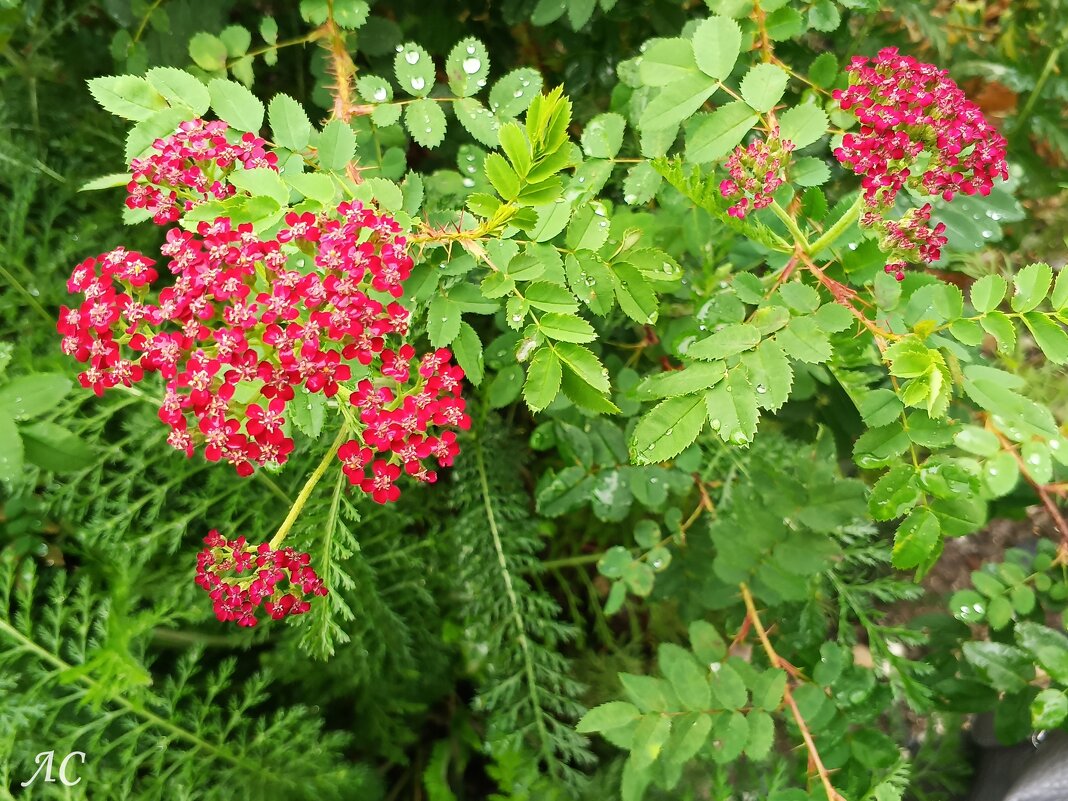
[833,47,1008,208]
[61,119,468,505]
[833,48,1008,280]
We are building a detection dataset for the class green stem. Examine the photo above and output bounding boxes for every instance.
[807,194,864,255]
[268,424,349,549]
[228,31,324,67]
[1014,44,1064,139]
[539,552,604,571]
[132,0,165,43]
[769,201,810,252]
[0,264,51,322]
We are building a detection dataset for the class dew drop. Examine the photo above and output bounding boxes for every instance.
[411,77,426,91]
[462,57,481,75]
[981,229,993,239]
[709,418,721,431]
[462,177,475,187]
[466,45,476,55]
[664,428,673,435]
[731,432,747,445]
[1029,454,1042,465]
[373,87,387,101]
[651,559,663,569]
[404,50,420,65]
[513,89,524,98]
[755,384,767,394]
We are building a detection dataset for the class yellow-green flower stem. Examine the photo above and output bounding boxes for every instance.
[769,201,811,252]
[807,194,864,255]
[268,423,349,549]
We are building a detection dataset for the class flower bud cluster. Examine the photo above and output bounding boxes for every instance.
[718,131,795,219]
[861,203,948,281]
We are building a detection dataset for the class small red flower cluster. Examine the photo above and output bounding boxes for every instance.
[195,530,326,626]
[126,118,278,224]
[833,47,1008,208]
[862,203,948,280]
[61,119,467,504]
[719,131,795,218]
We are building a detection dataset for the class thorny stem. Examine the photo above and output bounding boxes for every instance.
[740,583,845,801]
[795,249,901,345]
[268,424,349,549]
[985,416,1068,551]
[750,2,774,64]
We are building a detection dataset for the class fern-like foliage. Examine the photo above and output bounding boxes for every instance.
[826,523,935,710]
[653,156,793,252]
[0,562,378,800]
[445,412,593,787]
[270,467,454,762]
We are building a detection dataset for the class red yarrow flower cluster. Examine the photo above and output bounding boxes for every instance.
[61,119,467,503]
[719,130,795,218]
[835,48,1008,280]
[195,530,326,626]
[833,47,1008,208]
[126,118,278,225]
